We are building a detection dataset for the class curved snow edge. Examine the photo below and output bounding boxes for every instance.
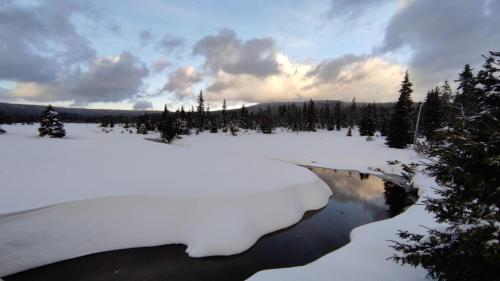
[247,172,435,281]
[0,179,331,276]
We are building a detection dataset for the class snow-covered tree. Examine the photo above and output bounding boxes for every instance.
[391,52,500,281]
[386,72,414,148]
[38,105,66,138]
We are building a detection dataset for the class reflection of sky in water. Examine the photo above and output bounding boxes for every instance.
[7,167,410,281]
[308,167,389,221]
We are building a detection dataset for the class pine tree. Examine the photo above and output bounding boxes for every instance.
[307,99,316,131]
[359,104,376,137]
[158,105,177,143]
[221,99,228,132]
[334,101,342,131]
[239,105,249,130]
[348,97,357,128]
[386,72,414,148]
[196,91,205,133]
[38,105,66,138]
[454,64,479,116]
[421,87,445,140]
[0,126,6,134]
[346,127,352,136]
[391,52,500,281]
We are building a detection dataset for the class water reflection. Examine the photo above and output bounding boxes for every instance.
[5,167,417,281]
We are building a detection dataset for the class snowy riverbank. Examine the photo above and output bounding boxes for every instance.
[0,124,436,280]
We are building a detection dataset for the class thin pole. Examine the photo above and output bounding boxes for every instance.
[414,102,423,147]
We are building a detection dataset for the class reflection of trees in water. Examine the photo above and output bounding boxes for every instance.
[383,181,415,217]
[359,173,370,181]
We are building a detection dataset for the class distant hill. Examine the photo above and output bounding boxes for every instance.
[0,100,396,123]
[0,102,155,117]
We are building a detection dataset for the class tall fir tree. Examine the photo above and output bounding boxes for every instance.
[221,99,228,132]
[158,105,177,143]
[386,72,414,148]
[454,64,479,116]
[421,87,446,140]
[391,52,500,281]
[196,91,205,133]
[334,101,342,131]
[307,99,316,131]
[39,105,66,138]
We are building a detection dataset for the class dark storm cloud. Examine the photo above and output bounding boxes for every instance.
[193,29,281,78]
[133,100,153,110]
[0,0,97,83]
[156,35,185,55]
[378,0,500,91]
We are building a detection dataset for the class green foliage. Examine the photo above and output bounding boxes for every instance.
[387,72,414,148]
[38,105,66,138]
[391,53,500,281]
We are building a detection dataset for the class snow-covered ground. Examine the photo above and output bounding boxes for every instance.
[0,124,437,280]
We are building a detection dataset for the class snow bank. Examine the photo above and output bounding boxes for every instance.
[1,124,435,280]
[248,173,438,281]
[0,124,331,276]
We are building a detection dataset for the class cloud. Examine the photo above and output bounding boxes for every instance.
[133,100,153,110]
[306,54,369,85]
[10,52,149,104]
[162,67,203,99]
[326,0,390,21]
[0,0,96,83]
[204,53,404,103]
[378,0,500,96]
[139,29,152,46]
[193,29,281,78]
[156,35,185,55]
[151,58,171,74]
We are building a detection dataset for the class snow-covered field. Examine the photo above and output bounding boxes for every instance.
[0,124,437,280]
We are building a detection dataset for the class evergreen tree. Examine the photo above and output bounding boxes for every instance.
[421,87,447,141]
[158,105,177,143]
[359,104,376,137]
[391,52,500,281]
[221,99,228,132]
[0,126,6,134]
[38,105,66,138]
[454,64,479,116]
[346,127,352,136]
[307,99,316,131]
[348,97,357,128]
[386,72,414,148]
[239,105,249,129]
[334,101,342,131]
[196,91,205,133]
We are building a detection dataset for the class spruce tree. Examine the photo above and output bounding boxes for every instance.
[196,91,205,133]
[454,64,479,116]
[386,72,414,148]
[334,101,342,131]
[391,52,500,281]
[307,99,316,131]
[421,87,445,140]
[159,105,177,143]
[38,105,66,138]
[221,99,228,132]
[348,97,357,128]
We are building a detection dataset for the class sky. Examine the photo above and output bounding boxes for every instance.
[0,0,499,110]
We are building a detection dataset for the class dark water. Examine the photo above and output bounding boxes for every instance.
[5,168,416,281]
